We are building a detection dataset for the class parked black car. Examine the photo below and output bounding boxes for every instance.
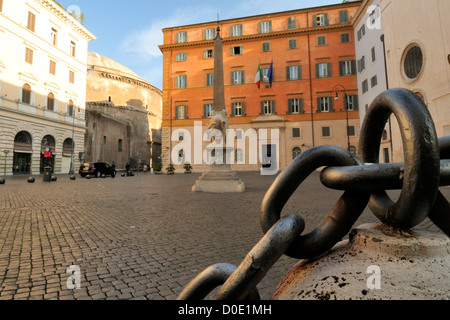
[79,162,115,178]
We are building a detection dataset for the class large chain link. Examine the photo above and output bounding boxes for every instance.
[177,88,450,300]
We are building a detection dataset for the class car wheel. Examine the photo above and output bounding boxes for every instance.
[80,174,86,178]
[96,171,101,178]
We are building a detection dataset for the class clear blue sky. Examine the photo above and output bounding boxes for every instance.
[57,0,340,90]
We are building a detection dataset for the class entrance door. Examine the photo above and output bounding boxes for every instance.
[261,144,277,174]
[13,152,31,174]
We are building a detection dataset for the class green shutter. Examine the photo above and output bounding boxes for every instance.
[329,97,334,112]
[241,70,245,84]
[317,98,321,112]
[353,95,359,110]
[313,14,317,27]
[324,13,329,25]
[175,106,179,119]
[261,101,265,114]
[351,60,357,75]
[299,99,304,113]
[184,106,187,118]
[231,103,236,117]
[288,99,293,113]
[315,63,319,78]
[339,61,344,76]
[242,102,246,116]
[272,100,276,114]
[203,104,207,117]
[298,65,302,79]
[327,62,332,77]
[286,66,290,80]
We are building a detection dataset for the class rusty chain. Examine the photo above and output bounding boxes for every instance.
[177,88,450,300]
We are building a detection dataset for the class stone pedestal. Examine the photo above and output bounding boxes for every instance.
[272,223,450,300]
[192,147,245,193]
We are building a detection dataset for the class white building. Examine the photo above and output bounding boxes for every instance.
[352,0,391,163]
[0,0,95,176]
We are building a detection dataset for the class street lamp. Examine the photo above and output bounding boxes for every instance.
[333,85,351,151]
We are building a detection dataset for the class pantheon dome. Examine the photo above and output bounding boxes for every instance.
[84,52,162,170]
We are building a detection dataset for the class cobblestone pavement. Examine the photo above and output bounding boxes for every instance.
[0,170,445,300]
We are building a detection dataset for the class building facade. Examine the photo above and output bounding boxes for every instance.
[352,0,391,163]
[159,2,362,172]
[0,0,95,175]
[85,52,162,170]
[379,0,450,162]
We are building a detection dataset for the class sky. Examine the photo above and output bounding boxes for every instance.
[57,0,340,90]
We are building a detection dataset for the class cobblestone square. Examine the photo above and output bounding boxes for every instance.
[0,171,443,300]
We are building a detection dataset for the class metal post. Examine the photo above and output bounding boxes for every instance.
[69,107,75,174]
[3,150,9,176]
[333,85,350,151]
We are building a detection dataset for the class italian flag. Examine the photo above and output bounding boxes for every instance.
[255,63,262,89]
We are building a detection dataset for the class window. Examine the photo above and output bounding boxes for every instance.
[317,96,333,112]
[176,52,187,61]
[67,100,74,116]
[288,98,303,113]
[357,24,365,41]
[261,100,275,115]
[69,70,75,84]
[118,139,123,152]
[203,28,215,40]
[235,149,244,163]
[262,42,271,52]
[232,102,245,116]
[403,45,423,80]
[25,47,33,64]
[27,12,36,32]
[230,24,243,37]
[175,105,187,119]
[51,28,58,46]
[313,13,328,26]
[292,128,301,138]
[292,147,301,159]
[371,75,378,88]
[287,65,301,80]
[231,70,244,85]
[22,84,31,104]
[341,33,350,43]
[178,132,184,141]
[49,60,56,75]
[371,47,376,62]
[339,10,348,23]
[288,17,296,29]
[316,62,331,78]
[339,60,356,76]
[317,36,326,46]
[203,49,214,58]
[70,41,76,57]
[259,20,272,33]
[362,79,369,93]
[231,46,243,55]
[206,73,214,87]
[176,75,187,88]
[47,92,55,111]
[358,56,366,73]
[176,32,187,43]
[203,104,213,118]
[345,95,359,111]
[261,68,271,83]
[347,126,355,136]
[103,136,106,144]
[288,39,297,49]
[322,126,331,137]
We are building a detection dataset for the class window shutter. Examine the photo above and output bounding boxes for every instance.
[175,106,179,119]
[241,102,246,116]
[353,95,359,110]
[231,103,236,117]
[316,98,321,112]
[324,13,329,25]
[240,70,245,84]
[299,99,304,113]
[327,62,332,77]
[339,61,344,76]
[203,104,207,117]
[184,106,187,118]
[261,101,265,115]
[286,66,290,80]
[288,99,293,114]
[351,60,357,75]
[329,97,334,112]
[268,21,272,32]
[315,63,319,78]
[298,65,302,79]
[272,100,276,114]
[258,22,262,33]
[313,14,317,27]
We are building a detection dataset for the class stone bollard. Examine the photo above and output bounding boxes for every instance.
[272,223,450,300]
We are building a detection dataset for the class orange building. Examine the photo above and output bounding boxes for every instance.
[159,1,362,172]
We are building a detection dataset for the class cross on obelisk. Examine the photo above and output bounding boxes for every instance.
[192,24,245,193]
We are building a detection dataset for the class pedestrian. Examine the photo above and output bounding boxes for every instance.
[143,163,148,173]
[111,161,116,177]
[125,162,130,176]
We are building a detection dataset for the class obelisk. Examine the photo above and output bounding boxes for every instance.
[192,25,245,193]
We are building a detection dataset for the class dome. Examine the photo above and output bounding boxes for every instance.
[87,51,147,83]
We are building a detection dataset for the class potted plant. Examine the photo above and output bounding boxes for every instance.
[165,163,175,175]
[154,162,162,174]
[183,162,192,174]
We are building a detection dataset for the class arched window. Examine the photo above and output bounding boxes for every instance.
[292,147,301,160]
[63,138,74,154]
[15,131,32,144]
[403,45,423,80]
[47,92,55,111]
[22,83,31,104]
[67,100,74,116]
